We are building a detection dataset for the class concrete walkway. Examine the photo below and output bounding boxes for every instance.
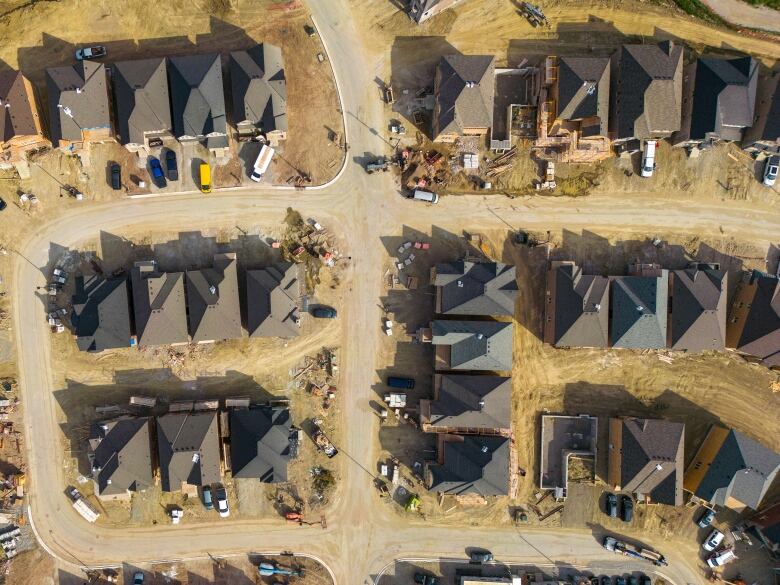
[701,0,780,33]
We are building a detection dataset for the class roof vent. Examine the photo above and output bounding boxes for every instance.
[209,285,217,295]
[76,87,82,94]
[457,280,464,287]
[476,333,484,340]
[192,453,200,463]
[106,479,112,485]
[481,445,489,453]
[478,399,485,410]
[586,83,596,96]
[594,303,601,311]
[655,464,663,471]
[636,305,644,312]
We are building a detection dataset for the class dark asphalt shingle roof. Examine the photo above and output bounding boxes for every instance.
[88,417,153,496]
[434,54,495,138]
[46,61,111,144]
[0,70,39,141]
[230,45,287,133]
[168,53,226,140]
[431,320,513,371]
[434,261,518,316]
[670,267,727,351]
[186,253,242,343]
[157,412,221,491]
[71,275,132,352]
[428,375,511,430]
[112,58,172,146]
[550,263,610,348]
[428,435,509,496]
[690,57,758,142]
[733,271,780,367]
[246,263,300,338]
[694,429,780,510]
[557,56,610,136]
[229,407,292,482]
[610,272,669,348]
[131,261,188,347]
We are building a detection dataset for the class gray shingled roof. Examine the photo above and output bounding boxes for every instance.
[71,275,132,352]
[88,417,153,497]
[168,53,226,140]
[230,45,287,133]
[610,272,669,348]
[733,271,780,368]
[549,263,610,348]
[616,417,684,506]
[157,412,221,491]
[230,407,292,482]
[46,61,111,144]
[112,58,172,145]
[694,429,780,510]
[131,261,188,347]
[434,261,517,316]
[427,375,511,430]
[246,263,300,338]
[615,42,683,140]
[428,435,509,496]
[557,56,610,136]
[186,253,242,343]
[0,70,39,141]
[431,320,513,371]
[670,267,727,351]
[434,54,495,138]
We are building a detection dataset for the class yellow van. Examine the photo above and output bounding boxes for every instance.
[199,162,212,193]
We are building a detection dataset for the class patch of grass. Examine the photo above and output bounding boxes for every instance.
[673,0,727,25]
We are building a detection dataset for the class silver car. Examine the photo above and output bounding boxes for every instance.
[763,155,779,187]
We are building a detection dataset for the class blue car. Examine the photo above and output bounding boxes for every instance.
[149,156,167,188]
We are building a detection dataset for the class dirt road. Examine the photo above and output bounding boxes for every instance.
[701,0,780,33]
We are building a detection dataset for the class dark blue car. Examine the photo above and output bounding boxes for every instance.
[149,156,166,188]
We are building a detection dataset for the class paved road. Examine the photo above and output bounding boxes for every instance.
[700,0,780,33]
[10,1,780,584]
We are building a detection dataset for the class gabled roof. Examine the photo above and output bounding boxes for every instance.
[428,435,509,496]
[246,263,300,338]
[434,54,495,138]
[88,417,153,496]
[230,407,292,482]
[612,417,684,506]
[610,271,669,348]
[689,427,780,511]
[157,412,221,491]
[557,56,610,135]
[615,42,683,140]
[71,275,132,352]
[0,70,39,141]
[547,262,610,348]
[46,61,111,143]
[112,58,172,145]
[168,53,226,139]
[426,375,511,430]
[434,261,517,316]
[131,261,188,347]
[732,272,780,367]
[690,57,758,141]
[431,320,513,371]
[670,267,727,351]
[186,253,242,343]
[230,45,287,132]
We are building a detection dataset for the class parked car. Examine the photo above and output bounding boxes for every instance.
[697,508,715,528]
[620,495,633,522]
[304,24,316,37]
[165,150,178,181]
[215,486,230,518]
[311,306,337,319]
[469,549,493,563]
[703,529,725,552]
[109,163,121,190]
[0,197,6,211]
[763,154,779,187]
[149,157,166,188]
[706,548,736,568]
[600,577,610,585]
[639,576,651,585]
[201,485,214,510]
[133,572,144,585]
[615,578,626,585]
[75,46,107,60]
[628,576,638,585]
[641,140,657,178]
[387,376,415,389]
[414,573,439,585]
[605,492,617,518]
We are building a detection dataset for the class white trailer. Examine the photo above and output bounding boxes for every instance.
[250,145,275,182]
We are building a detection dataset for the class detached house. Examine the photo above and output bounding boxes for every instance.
[246,263,300,338]
[230,45,287,143]
[112,58,173,153]
[46,61,113,156]
[675,56,758,147]
[185,253,242,343]
[157,411,221,492]
[0,69,50,173]
[668,264,727,351]
[229,406,293,482]
[71,275,132,352]
[433,54,495,142]
[611,42,683,148]
[168,54,228,155]
[726,270,780,368]
[426,434,510,496]
[431,261,517,316]
[88,417,153,499]
[609,264,669,349]
[430,320,513,371]
[131,260,188,347]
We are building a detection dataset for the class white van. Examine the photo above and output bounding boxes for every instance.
[412,189,439,204]
[250,145,275,182]
[641,140,657,178]
[706,548,736,568]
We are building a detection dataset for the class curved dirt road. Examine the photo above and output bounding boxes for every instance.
[701,0,780,32]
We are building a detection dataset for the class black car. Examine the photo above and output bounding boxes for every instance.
[0,197,6,211]
[414,573,439,585]
[469,549,493,563]
[640,576,651,585]
[165,149,178,181]
[621,495,634,522]
[605,492,617,518]
[697,508,715,528]
[109,163,121,190]
[311,306,337,319]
